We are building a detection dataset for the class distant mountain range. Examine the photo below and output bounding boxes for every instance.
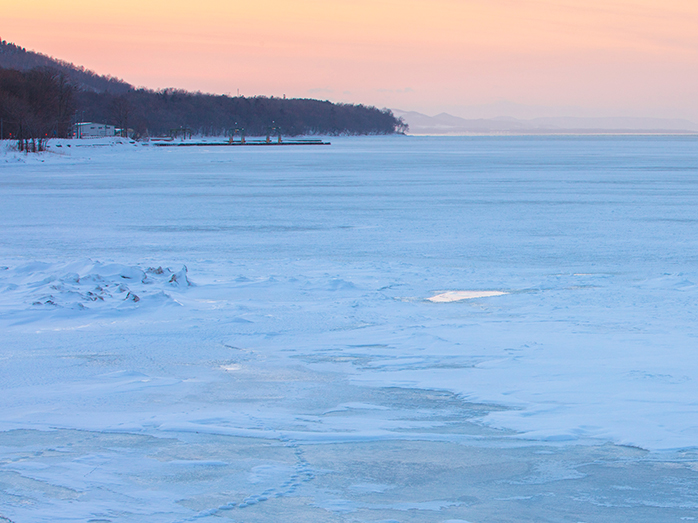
[393,110,698,135]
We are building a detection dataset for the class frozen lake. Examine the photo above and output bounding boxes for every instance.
[1,135,698,522]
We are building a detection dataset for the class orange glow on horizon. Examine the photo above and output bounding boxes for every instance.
[3,0,698,119]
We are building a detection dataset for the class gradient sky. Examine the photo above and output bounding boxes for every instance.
[3,0,698,119]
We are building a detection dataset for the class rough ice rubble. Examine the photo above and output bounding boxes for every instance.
[0,260,191,312]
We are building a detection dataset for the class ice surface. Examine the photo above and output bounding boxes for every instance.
[1,135,698,521]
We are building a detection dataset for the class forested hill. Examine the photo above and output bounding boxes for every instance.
[0,40,131,94]
[0,40,407,138]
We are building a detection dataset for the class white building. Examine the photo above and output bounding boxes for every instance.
[72,122,117,139]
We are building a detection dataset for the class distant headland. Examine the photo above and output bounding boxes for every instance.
[0,40,408,141]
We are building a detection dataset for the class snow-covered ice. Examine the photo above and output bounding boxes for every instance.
[1,135,698,522]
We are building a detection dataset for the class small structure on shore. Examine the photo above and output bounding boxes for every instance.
[72,122,118,139]
[169,128,194,140]
[228,127,246,144]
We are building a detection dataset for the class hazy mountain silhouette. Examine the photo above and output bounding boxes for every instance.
[394,110,698,135]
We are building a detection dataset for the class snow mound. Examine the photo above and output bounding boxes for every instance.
[0,260,192,313]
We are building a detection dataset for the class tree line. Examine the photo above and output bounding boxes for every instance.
[0,67,75,151]
[77,88,406,138]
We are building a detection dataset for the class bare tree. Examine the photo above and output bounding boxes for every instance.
[110,94,130,137]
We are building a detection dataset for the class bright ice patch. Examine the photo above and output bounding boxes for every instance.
[427,290,508,302]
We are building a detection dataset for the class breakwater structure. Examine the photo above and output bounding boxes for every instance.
[153,138,330,147]
[152,125,330,147]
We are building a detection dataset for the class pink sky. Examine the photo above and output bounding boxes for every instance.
[4,0,698,119]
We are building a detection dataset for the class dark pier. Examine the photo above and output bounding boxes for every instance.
[152,139,330,147]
